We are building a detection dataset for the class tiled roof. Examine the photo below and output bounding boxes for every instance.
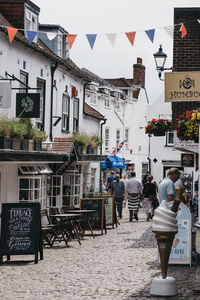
[0,12,89,81]
[105,78,132,88]
[82,68,116,90]
[52,138,75,155]
[84,103,105,120]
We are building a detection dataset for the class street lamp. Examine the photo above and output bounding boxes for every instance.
[153,45,172,81]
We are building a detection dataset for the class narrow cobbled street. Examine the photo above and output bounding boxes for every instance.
[0,208,197,300]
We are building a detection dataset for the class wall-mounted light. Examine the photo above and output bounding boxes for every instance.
[153,45,172,81]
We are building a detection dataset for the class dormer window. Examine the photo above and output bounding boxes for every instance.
[25,7,38,43]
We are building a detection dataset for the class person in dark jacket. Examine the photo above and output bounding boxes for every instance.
[143,175,157,221]
[111,174,125,219]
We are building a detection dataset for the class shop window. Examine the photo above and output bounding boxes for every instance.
[125,128,129,149]
[104,96,110,108]
[19,176,41,202]
[48,175,63,207]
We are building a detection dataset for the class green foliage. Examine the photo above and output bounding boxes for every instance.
[10,121,27,140]
[72,134,89,147]
[89,134,102,147]
[34,130,48,141]
[0,120,12,137]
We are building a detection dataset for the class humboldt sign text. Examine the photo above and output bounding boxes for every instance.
[165,72,200,102]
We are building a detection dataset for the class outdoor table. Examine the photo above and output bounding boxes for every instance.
[49,213,83,245]
[61,210,96,238]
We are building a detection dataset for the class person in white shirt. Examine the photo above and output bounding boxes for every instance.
[126,171,143,221]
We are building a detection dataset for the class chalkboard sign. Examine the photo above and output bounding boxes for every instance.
[101,196,115,228]
[80,198,106,234]
[0,202,43,264]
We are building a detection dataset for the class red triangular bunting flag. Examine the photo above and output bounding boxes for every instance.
[67,34,77,49]
[125,31,136,46]
[179,24,187,39]
[7,27,18,44]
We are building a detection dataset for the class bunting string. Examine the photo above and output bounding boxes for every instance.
[0,18,199,48]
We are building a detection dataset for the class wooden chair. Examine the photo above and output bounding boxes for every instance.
[41,209,58,247]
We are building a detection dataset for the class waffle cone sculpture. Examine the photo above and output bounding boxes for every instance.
[152,200,179,279]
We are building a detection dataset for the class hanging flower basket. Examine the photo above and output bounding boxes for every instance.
[176,110,200,143]
[145,119,172,137]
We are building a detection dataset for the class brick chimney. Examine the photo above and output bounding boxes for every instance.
[133,58,145,88]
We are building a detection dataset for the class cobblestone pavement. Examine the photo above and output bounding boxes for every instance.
[0,208,198,300]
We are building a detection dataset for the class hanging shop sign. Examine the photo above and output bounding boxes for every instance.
[181,153,195,168]
[16,93,40,118]
[0,82,11,108]
[165,72,200,102]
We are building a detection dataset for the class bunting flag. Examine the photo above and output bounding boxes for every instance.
[125,31,136,46]
[179,24,187,38]
[113,139,126,155]
[46,32,57,40]
[86,34,97,49]
[145,29,155,43]
[2,18,199,50]
[106,33,116,47]
[67,34,77,49]
[7,27,18,44]
[27,30,37,44]
[164,25,174,38]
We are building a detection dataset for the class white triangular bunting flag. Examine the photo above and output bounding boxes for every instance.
[106,33,116,47]
[198,19,200,24]
[164,25,174,38]
[46,32,57,40]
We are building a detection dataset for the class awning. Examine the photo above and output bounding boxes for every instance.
[105,156,125,169]
[101,162,107,169]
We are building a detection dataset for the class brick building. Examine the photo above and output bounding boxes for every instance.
[172,8,200,125]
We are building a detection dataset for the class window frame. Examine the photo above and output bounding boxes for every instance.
[19,70,28,93]
[62,93,70,132]
[73,97,79,133]
[105,127,110,151]
[104,95,110,108]
[35,78,46,131]
[125,128,129,149]
[166,131,174,147]
[116,129,121,146]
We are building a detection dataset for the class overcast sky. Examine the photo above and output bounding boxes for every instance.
[34,0,200,103]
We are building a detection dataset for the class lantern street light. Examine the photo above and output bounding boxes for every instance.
[153,45,172,81]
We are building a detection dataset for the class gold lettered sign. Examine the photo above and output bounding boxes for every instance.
[165,72,200,102]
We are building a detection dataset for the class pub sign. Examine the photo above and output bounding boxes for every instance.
[16,93,40,118]
[165,71,200,102]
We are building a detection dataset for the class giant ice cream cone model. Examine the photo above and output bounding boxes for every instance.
[150,200,179,296]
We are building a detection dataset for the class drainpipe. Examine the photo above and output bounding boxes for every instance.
[100,118,107,155]
[50,62,58,142]
[83,80,91,115]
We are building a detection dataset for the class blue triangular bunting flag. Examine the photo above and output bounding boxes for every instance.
[27,30,37,44]
[145,29,155,43]
[86,34,97,49]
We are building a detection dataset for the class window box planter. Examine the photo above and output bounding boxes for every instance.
[0,136,12,149]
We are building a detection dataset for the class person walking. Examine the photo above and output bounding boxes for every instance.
[143,175,157,221]
[126,171,143,221]
[121,173,128,207]
[111,174,125,219]
[158,168,180,204]
[107,171,115,194]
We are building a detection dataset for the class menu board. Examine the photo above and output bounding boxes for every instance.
[80,198,106,234]
[168,202,191,265]
[0,202,43,264]
[103,196,114,228]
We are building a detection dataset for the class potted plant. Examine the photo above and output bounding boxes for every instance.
[19,118,35,150]
[87,135,102,154]
[34,130,48,151]
[0,119,12,149]
[145,119,172,136]
[10,121,27,150]
[72,133,89,154]
[176,110,199,143]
